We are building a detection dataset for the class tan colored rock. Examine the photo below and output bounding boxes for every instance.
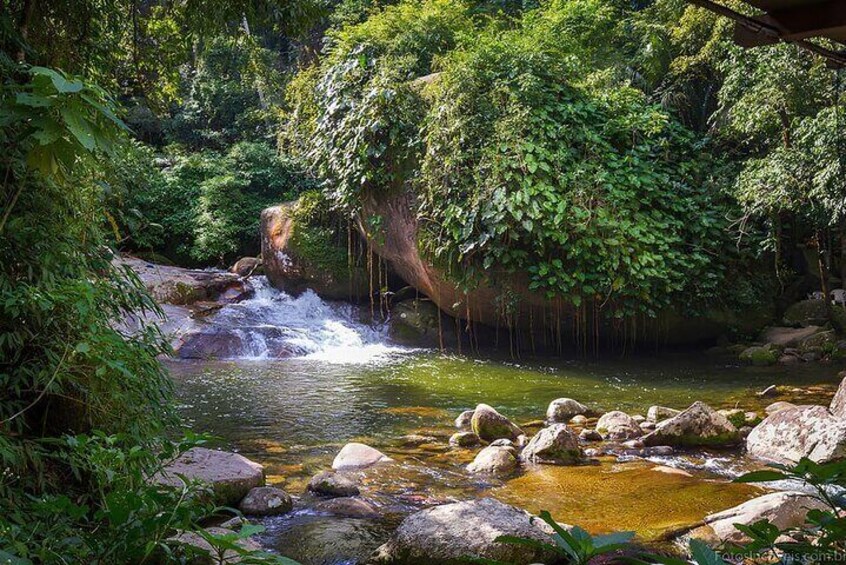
[152,448,264,506]
[545,398,590,423]
[831,376,846,418]
[747,405,846,464]
[596,411,642,440]
[467,445,518,475]
[332,443,392,471]
[471,404,523,442]
[643,402,739,447]
[520,424,582,465]
[238,486,292,516]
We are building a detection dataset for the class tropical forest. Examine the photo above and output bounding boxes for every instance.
[2,0,846,563]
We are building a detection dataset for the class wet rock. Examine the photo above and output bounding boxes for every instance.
[313,497,380,519]
[569,415,588,426]
[455,410,475,429]
[308,470,360,497]
[332,443,392,471]
[399,434,439,447]
[230,257,261,277]
[831,376,846,418]
[238,486,292,516]
[641,445,674,457]
[739,344,780,366]
[765,401,796,415]
[546,398,590,423]
[520,424,582,465]
[690,492,828,545]
[369,498,558,564]
[579,429,602,442]
[449,431,480,448]
[779,354,800,364]
[170,526,262,564]
[747,405,846,464]
[623,439,644,449]
[152,448,264,506]
[467,445,518,475]
[175,327,295,360]
[647,406,680,423]
[489,438,515,448]
[758,385,779,398]
[471,404,523,442]
[642,401,739,447]
[388,299,448,347]
[760,325,825,348]
[596,411,642,440]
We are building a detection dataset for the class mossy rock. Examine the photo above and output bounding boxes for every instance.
[388,299,447,346]
[739,344,780,366]
[783,299,846,331]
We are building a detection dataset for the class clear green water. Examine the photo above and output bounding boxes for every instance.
[167,352,842,564]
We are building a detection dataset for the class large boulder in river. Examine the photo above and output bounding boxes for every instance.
[368,498,558,564]
[152,447,264,506]
[520,424,582,465]
[831,377,846,418]
[596,411,642,440]
[332,443,393,471]
[690,491,828,545]
[643,401,739,447]
[238,486,292,516]
[260,201,369,301]
[466,445,518,475]
[471,404,523,442]
[545,398,590,423]
[747,405,846,464]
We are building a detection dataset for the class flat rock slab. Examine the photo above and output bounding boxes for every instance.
[747,405,846,464]
[760,325,823,347]
[153,447,264,506]
[368,498,558,564]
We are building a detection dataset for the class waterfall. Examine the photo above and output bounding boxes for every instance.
[179,276,410,364]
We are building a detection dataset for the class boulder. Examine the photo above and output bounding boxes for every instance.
[570,415,588,426]
[332,443,392,471]
[449,431,480,448]
[308,470,360,497]
[313,497,380,519]
[831,377,846,418]
[470,404,523,442]
[647,406,680,423]
[466,445,518,475]
[739,344,780,366]
[230,257,261,277]
[579,429,602,442]
[545,398,590,423]
[520,424,583,465]
[170,527,262,564]
[175,327,295,360]
[238,486,292,516]
[388,299,448,347]
[783,299,846,328]
[760,325,825,348]
[690,492,828,545]
[152,448,264,506]
[643,402,739,447]
[369,498,558,564]
[455,410,475,429]
[596,411,642,440]
[765,401,796,415]
[747,405,846,464]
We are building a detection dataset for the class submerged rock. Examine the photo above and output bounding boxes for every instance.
[690,491,828,545]
[545,398,590,423]
[152,447,264,506]
[368,498,557,564]
[467,445,518,475]
[332,443,392,471]
[308,470,360,497]
[642,401,739,447]
[520,424,582,465]
[747,405,846,464]
[313,497,380,519]
[238,486,292,516]
[471,404,523,442]
[596,411,642,440]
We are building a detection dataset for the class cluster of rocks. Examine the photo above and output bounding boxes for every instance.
[725,299,846,366]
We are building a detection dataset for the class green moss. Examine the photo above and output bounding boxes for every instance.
[289,223,351,280]
[739,345,779,366]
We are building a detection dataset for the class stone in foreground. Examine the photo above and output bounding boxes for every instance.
[308,470,360,497]
[831,376,846,418]
[238,486,292,516]
[596,411,642,440]
[690,491,828,545]
[520,424,582,465]
[471,403,523,442]
[152,447,264,506]
[545,398,590,423]
[332,443,392,471]
[466,445,518,475]
[642,401,739,447]
[747,405,846,464]
[368,498,558,564]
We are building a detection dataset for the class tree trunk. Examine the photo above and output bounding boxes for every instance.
[16,0,36,62]
[816,229,833,320]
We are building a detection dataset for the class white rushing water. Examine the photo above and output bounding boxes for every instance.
[201,276,411,364]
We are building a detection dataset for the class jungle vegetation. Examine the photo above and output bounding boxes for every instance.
[1,0,845,562]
